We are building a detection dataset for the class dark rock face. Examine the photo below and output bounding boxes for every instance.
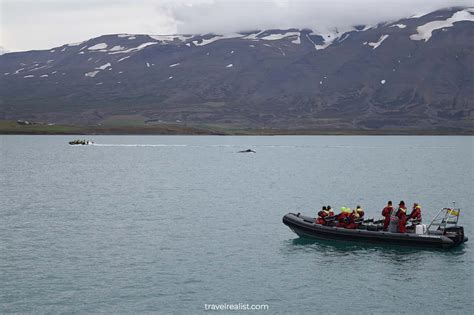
[1,7,473,131]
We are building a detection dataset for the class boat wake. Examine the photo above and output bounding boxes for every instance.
[91,144,188,147]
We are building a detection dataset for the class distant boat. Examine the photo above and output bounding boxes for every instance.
[69,139,94,145]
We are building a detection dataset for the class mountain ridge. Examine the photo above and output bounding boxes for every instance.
[1,7,473,133]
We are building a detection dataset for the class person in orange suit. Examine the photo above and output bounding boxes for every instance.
[396,201,408,233]
[316,206,330,225]
[316,206,334,225]
[409,203,422,223]
[345,208,361,229]
[336,207,351,227]
[381,201,394,231]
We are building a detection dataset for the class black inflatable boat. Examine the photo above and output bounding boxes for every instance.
[283,207,468,249]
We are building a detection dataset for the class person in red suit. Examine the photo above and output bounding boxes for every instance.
[336,207,351,227]
[381,201,394,231]
[316,206,335,225]
[316,206,329,225]
[396,201,408,233]
[327,205,334,217]
[409,203,422,223]
[345,208,361,229]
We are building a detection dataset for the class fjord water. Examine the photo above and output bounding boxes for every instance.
[1,136,473,313]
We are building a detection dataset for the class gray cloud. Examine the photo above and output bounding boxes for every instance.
[168,0,474,34]
[2,0,472,52]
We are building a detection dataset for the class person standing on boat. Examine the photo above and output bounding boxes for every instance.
[409,203,422,223]
[396,201,408,233]
[382,201,394,231]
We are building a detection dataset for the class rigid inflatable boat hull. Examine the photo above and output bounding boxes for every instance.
[283,213,467,249]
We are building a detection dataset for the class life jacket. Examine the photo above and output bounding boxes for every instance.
[396,207,407,220]
[318,210,330,218]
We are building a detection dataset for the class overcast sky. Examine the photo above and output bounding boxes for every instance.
[1,0,472,52]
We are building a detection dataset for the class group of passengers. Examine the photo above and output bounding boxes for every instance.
[315,201,422,232]
[381,200,422,232]
[315,205,365,229]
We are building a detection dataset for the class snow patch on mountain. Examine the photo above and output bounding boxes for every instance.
[260,32,300,43]
[368,35,389,49]
[410,9,474,42]
[29,65,48,72]
[88,43,108,50]
[108,42,158,54]
[96,63,111,70]
[118,56,131,62]
[193,34,243,46]
[67,41,83,47]
[313,28,353,50]
[243,31,263,40]
[109,45,125,52]
[391,24,407,29]
[0,46,9,55]
[85,71,99,78]
[149,35,191,42]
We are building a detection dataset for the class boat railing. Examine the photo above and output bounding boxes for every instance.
[426,202,461,233]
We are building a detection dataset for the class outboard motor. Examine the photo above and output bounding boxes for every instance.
[444,226,465,245]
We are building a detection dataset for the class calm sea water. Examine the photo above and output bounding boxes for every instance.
[1,135,473,313]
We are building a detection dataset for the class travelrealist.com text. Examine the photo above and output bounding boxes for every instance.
[204,303,269,311]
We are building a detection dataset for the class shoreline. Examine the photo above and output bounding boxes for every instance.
[1,120,472,136]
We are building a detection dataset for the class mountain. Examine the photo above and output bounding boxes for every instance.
[1,7,473,133]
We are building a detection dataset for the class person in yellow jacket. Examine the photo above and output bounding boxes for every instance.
[355,205,365,219]
[336,207,351,227]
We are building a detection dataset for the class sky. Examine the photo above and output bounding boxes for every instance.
[1,0,473,52]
